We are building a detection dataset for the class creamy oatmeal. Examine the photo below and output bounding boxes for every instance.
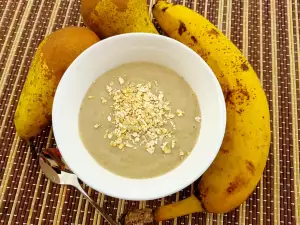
[79,62,201,179]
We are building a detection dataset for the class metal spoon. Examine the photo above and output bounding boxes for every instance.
[39,155,119,225]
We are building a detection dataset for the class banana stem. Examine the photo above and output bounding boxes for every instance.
[155,194,204,221]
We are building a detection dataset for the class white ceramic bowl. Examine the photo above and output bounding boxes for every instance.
[52,33,226,201]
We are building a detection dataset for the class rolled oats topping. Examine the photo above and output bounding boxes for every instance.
[195,116,201,123]
[103,78,182,154]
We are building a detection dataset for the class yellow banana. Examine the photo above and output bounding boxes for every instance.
[150,0,270,216]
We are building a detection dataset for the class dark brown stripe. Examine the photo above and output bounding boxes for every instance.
[0,1,27,78]
[0,0,10,26]
[0,1,18,53]
[0,142,24,223]
[17,130,52,224]
[105,195,119,222]
[206,0,219,27]
[185,0,194,9]
[194,0,205,16]
[65,0,82,27]
[52,0,69,31]
[85,189,99,223]
[82,188,94,224]
[60,187,78,224]
[221,0,228,34]
[230,0,244,51]
[77,185,86,224]
[173,0,182,5]
[260,0,275,223]
[66,188,82,224]
[294,0,300,172]
[222,207,240,224]
[42,136,61,224]
[10,150,39,224]
[24,129,54,224]
[48,138,58,222]
[245,187,260,225]
[177,0,184,6]
[276,0,297,224]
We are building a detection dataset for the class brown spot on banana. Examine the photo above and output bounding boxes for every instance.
[196,48,211,61]
[207,28,220,38]
[178,21,187,35]
[226,175,249,194]
[241,62,249,71]
[197,190,209,211]
[155,1,174,12]
[245,160,256,175]
[191,35,198,43]
[220,84,230,99]
[162,6,169,12]
[225,82,252,114]
[220,148,229,154]
[226,183,237,194]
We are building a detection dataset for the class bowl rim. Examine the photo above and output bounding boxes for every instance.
[52,33,226,200]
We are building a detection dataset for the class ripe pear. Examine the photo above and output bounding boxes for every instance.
[80,0,158,38]
[14,27,100,140]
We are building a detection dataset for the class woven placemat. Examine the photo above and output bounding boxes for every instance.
[0,0,299,224]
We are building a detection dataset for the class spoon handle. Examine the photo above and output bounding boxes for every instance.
[72,180,119,225]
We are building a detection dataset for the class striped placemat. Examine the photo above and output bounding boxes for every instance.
[0,0,299,224]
